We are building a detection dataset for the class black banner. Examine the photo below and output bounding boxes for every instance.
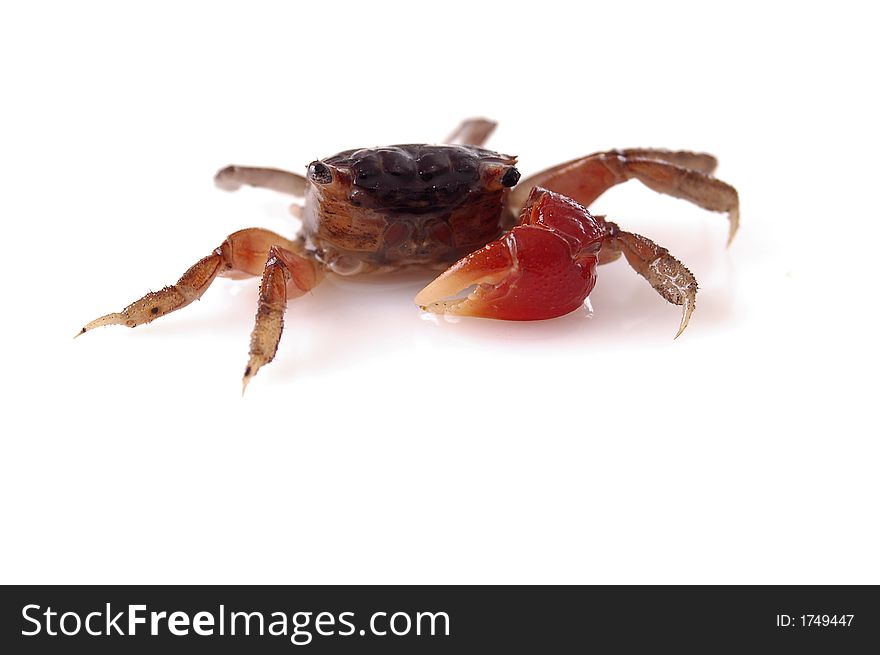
[2,585,877,653]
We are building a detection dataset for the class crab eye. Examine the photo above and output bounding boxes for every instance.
[308,161,333,184]
[501,166,521,188]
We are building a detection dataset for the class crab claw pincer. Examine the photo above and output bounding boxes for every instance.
[415,188,604,320]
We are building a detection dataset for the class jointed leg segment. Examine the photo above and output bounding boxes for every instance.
[616,149,718,175]
[510,149,739,244]
[243,245,319,393]
[78,227,320,391]
[445,118,497,147]
[214,166,308,196]
[603,223,698,338]
[76,254,224,335]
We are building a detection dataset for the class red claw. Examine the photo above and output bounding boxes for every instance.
[415,187,605,320]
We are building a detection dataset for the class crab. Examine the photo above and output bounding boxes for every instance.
[77,118,739,391]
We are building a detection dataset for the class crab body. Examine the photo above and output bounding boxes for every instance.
[301,144,519,274]
[78,119,739,391]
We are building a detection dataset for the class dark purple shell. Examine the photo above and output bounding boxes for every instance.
[315,144,519,213]
[303,144,520,269]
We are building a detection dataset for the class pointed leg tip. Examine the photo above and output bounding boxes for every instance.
[673,296,696,339]
[673,316,691,339]
[726,209,740,247]
[241,360,264,396]
[77,312,126,336]
[241,365,253,396]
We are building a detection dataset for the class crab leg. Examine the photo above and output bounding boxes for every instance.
[214,165,307,196]
[510,150,739,244]
[243,246,319,392]
[604,223,698,338]
[445,118,497,147]
[76,228,301,335]
[614,148,718,175]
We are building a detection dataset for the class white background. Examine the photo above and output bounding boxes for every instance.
[1,1,877,584]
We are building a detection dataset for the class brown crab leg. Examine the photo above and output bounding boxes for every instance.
[510,150,739,244]
[76,228,300,336]
[615,148,718,175]
[214,165,308,196]
[445,118,497,147]
[602,221,699,338]
[243,246,320,393]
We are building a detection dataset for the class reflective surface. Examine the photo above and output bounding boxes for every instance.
[2,2,876,587]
